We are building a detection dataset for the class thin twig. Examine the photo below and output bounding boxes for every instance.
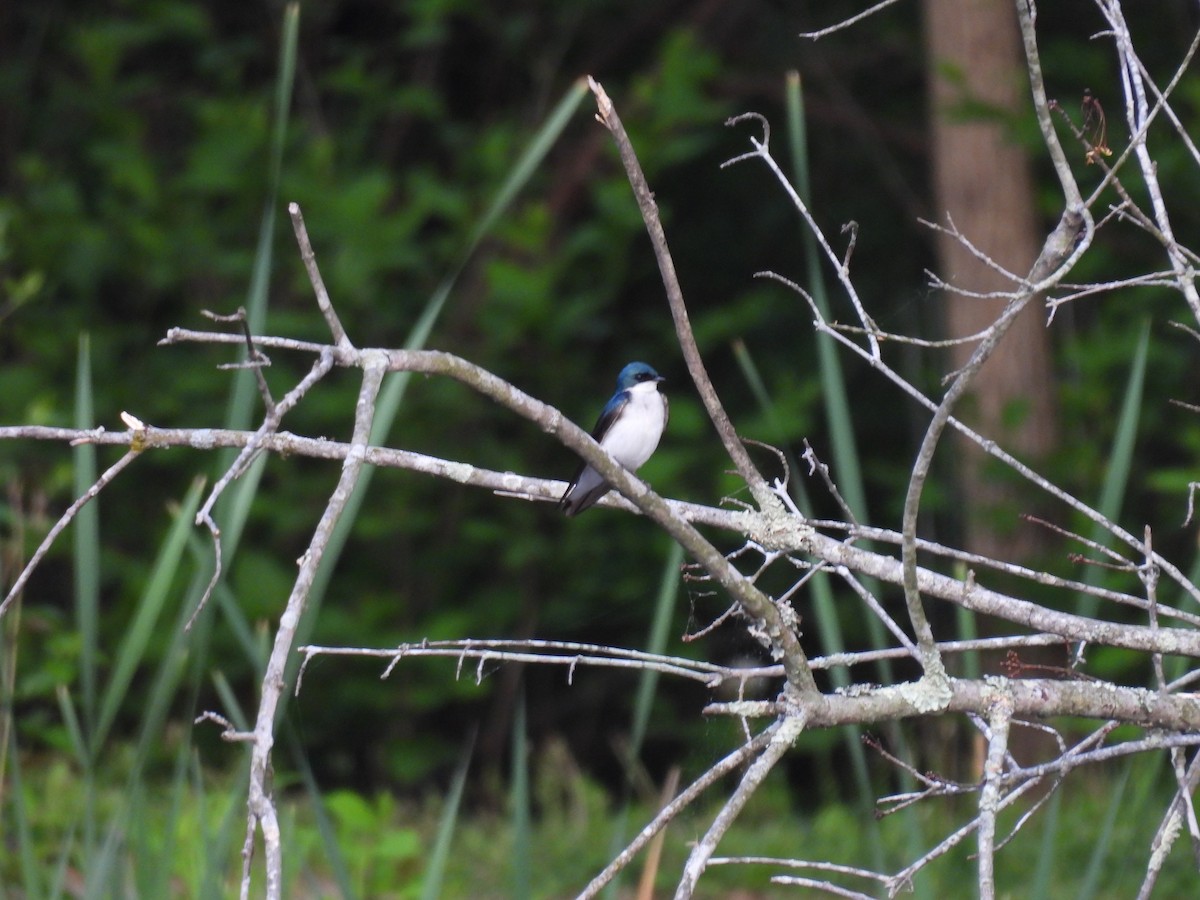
[203,308,275,408]
[1100,0,1200,322]
[189,347,337,628]
[676,714,807,897]
[0,446,142,619]
[288,202,352,350]
[723,113,881,358]
[1138,752,1200,898]
[886,775,1044,895]
[756,270,1200,609]
[919,214,1030,287]
[576,723,779,898]
[801,439,858,525]
[799,0,906,40]
[587,78,778,514]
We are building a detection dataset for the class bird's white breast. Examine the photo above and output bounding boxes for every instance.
[600,380,667,471]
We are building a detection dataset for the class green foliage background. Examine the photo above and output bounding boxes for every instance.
[4,0,1200,882]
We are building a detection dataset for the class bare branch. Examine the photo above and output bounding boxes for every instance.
[977,695,1014,900]
[919,214,1030,288]
[202,308,274,408]
[757,270,1200,608]
[676,714,807,896]
[724,113,881,358]
[799,0,906,40]
[706,678,1200,732]
[586,77,779,514]
[1017,0,1083,209]
[189,347,337,628]
[241,353,387,900]
[288,202,352,350]
[1099,0,1200,323]
[1138,753,1200,898]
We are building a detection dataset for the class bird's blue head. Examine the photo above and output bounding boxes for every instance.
[615,361,664,391]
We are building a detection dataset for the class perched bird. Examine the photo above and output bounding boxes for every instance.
[559,361,669,516]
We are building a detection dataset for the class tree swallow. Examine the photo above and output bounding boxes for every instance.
[560,361,669,516]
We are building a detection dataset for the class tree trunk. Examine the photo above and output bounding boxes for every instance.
[923,0,1058,564]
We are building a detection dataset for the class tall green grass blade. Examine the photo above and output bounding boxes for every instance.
[287,722,357,900]
[784,72,871,531]
[358,78,590,444]
[284,80,591,700]
[953,566,980,680]
[421,731,475,900]
[215,4,300,549]
[84,821,126,897]
[94,477,204,746]
[467,78,590,252]
[1030,788,1062,900]
[130,501,223,899]
[55,684,87,769]
[47,820,77,900]
[136,712,199,900]
[6,729,43,898]
[211,669,251,732]
[54,682,100,886]
[510,691,532,898]
[731,339,811,504]
[1076,318,1149,619]
[367,79,589,477]
[785,71,924,890]
[200,751,253,900]
[210,454,269,583]
[782,74,894,682]
[71,334,102,863]
[122,484,233,899]
[73,334,99,738]
[84,542,221,895]
[133,573,218,771]
[1074,760,1131,899]
[630,541,685,754]
[232,0,298,351]
[1097,317,1149,521]
[603,540,685,900]
[173,571,241,900]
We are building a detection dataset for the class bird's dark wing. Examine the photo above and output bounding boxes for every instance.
[558,390,629,514]
[588,390,629,445]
